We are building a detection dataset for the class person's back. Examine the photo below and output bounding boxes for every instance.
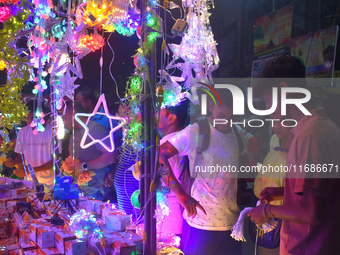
[282,109,340,254]
[160,89,247,255]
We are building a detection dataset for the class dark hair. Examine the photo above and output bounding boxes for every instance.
[65,100,85,114]
[253,55,307,97]
[260,55,306,79]
[75,87,98,105]
[166,99,189,128]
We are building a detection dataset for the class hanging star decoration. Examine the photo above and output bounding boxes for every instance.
[49,22,92,79]
[53,70,79,101]
[165,0,219,104]
[75,94,126,152]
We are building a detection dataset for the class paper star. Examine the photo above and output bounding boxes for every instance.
[75,94,126,152]
[52,70,80,101]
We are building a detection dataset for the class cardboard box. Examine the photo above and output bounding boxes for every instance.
[22,180,34,190]
[37,227,55,249]
[105,213,131,231]
[29,224,43,243]
[123,231,143,254]
[8,249,21,255]
[32,219,48,224]
[7,200,17,212]
[0,211,9,224]
[55,230,76,254]
[20,241,37,251]
[5,244,20,255]
[11,188,27,199]
[51,225,68,233]
[65,240,86,255]
[19,229,30,243]
[0,189,11,198]
[0,198,9,209]
[24,249,44,255]
[41,247,61,255]
[112,239,136,255]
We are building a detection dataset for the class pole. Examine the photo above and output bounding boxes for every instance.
[140,0,157,254]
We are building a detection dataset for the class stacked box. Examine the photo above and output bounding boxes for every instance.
[41,247,61,255]
[105,213,131,231]
[11,188,27,199]
[64,240,86,255]
[123,231,143,254]
[21,180,34,190]
[8,250,21,255]
[55,230,76,254]
[7,201,17,212]
[19,229,30,243]
[112,239,136,255]
[32,219,48,224]
[20,241,37,252]
[0,198,9,209]
[23,249,44,255]
[0,211,9,224]
[29,224,43,243]
[5,244,20,255]
[0,189,11,198]
[37,227,55,249]
[51,225,68,233]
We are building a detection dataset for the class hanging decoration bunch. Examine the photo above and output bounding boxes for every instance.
[166,0,219,105]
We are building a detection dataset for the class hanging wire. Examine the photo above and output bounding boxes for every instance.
[107,32,123,100]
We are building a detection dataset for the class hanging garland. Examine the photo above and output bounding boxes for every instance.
[0,2,32,135]
[119,0,160,153]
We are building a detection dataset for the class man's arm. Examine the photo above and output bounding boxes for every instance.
[75,148,116,175]
[159,141,206,218]
[13,157,54,177]
[248,188,324,226]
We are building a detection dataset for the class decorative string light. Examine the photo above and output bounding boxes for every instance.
[79,33,105,52]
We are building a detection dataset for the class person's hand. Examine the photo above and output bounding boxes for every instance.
[74,161,85,175]
[177,193,207,218]
[247,203,267,227]
[260,187,284,203]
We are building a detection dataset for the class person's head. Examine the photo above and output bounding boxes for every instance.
[158,99,189,136]
[63,100,86,131]
[207,88,234,134]
[75,87,98,113]
[254,55,308,120]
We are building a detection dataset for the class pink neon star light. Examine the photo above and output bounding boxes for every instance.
[75,94,126,152]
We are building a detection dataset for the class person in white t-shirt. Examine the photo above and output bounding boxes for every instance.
[13,103,54,185]
[159,89,246,255]
[158,99,189,237]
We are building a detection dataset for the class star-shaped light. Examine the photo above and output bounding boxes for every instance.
[52,70,80,101]
[49,24,89,79]
[75,94,126,152]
